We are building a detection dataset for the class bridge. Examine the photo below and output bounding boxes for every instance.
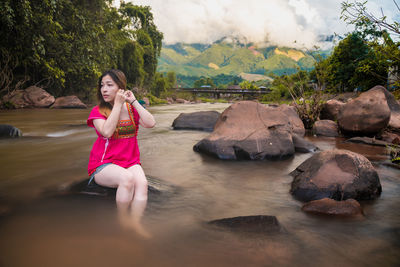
[174,87,271,99]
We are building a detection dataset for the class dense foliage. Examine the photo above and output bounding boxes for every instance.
[0,0,163,101]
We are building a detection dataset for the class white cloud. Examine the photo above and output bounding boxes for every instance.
[121,0,398,48]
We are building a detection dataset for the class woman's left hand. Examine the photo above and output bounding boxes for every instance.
[124,90,136,104]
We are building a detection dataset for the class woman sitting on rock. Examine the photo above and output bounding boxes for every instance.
[87,69,155,237]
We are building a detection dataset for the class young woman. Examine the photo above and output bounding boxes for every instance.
[87,69,155,237]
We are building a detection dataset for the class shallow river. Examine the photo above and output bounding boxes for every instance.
[0,103,399,267]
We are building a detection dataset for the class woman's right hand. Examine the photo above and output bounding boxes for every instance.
[114,89,127,107]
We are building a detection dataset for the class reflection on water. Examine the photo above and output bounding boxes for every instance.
[0,103,399,267]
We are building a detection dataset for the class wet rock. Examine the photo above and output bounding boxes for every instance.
[313,120,339,137]
[172,111,220,132]
[0,124,22,138]
[290,149,382,202]
[208,215,285,234]
[50,96,87,109]
[194,101,298,160]
[56,176,177,200]
[301,198,363,216]
[337,86,391,136]
[320,99,345,121]
[292,135,318,153]
[24,86,55,108]
[345,137,390,147]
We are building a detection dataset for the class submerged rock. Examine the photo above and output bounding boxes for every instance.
[0,124,22,138]
[301,198,363,216]
[58,176,177,200]
[290,149,382,202]
[208,215,285,234]
[172,111,220,132]
[292,135,318,153]
[345,137,390,147]
[193,101,310,160]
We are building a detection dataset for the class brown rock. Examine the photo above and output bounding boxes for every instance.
[25,86,55,108]
[290,149,381,202]
[313,120,339,137]
[301,198,363,216]
[275,104,305,136]
[51,96,87,109]
[320,99,345,121]
[2,90,31,108]
[337,86,391,135]
[380,131,400,144]
[194,101,297,160]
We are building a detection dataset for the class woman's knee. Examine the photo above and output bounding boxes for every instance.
[119,172,136,190]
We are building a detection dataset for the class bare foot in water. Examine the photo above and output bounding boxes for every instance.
[118,213,152,239]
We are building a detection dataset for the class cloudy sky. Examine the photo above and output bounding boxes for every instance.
[119,0,399,48]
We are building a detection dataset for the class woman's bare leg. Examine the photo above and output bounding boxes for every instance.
[94,163,150,238]
[126,164,150,238]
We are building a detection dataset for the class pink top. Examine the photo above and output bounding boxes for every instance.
[87,104,141,175]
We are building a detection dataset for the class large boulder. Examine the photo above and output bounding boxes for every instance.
[24,86,55,108]
[193,101,306,160]
[320,99,345,121]
[290,149,381,202]
[0,124,22,138]
[50,96,87,109]
[172,111,220,132]
[313,120,339,137]
[337,86,392,135]
[301,198,363,216]
[275,104,305,136]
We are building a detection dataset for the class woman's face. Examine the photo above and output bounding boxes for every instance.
[100,74,119,104]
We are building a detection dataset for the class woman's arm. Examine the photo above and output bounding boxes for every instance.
[125,91,156,128]
[94,90,126,138]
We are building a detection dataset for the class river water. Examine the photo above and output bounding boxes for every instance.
[0,103,399,267]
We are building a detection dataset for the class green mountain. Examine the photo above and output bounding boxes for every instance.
[157,40,321,80]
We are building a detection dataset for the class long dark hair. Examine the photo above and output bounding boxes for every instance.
[97,69,127,117]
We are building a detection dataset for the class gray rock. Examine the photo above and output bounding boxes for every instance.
[172,111,220,132]
[208,215,285,234]
[0,124,22,138]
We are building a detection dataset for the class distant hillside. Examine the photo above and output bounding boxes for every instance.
[157,39,330,80]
